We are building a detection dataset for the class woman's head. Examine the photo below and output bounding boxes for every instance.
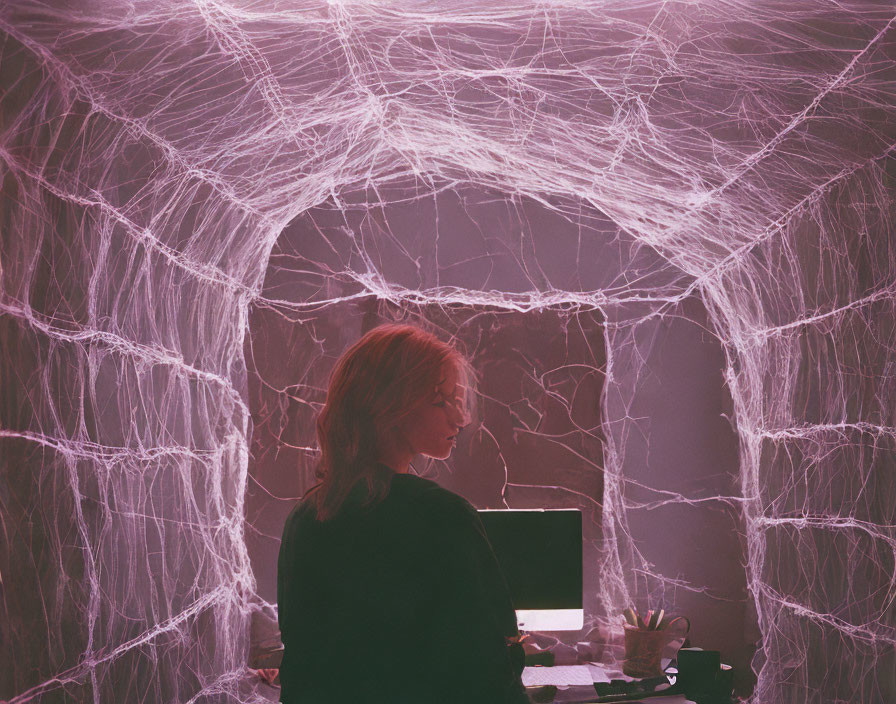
[309,323,474,520]
[389,360,467,462]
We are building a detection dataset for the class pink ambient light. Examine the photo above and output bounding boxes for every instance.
[1,2,894,703]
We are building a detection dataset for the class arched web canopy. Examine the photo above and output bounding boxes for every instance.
[0,1,894,702]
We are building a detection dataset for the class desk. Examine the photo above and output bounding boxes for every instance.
[527,685,695,704]
[523,663,696,704]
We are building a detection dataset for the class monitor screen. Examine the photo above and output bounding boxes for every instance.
[477,509,583,631]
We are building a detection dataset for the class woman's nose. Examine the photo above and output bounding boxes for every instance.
[451,406,470,430]
[446,401,465,428]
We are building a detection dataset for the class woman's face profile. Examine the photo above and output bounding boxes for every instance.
[398,363,468,461]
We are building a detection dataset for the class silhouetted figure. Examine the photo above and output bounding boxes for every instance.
[277,324,527,703]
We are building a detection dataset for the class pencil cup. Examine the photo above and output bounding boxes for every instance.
[622,617,689,678]
[623,626,667,677]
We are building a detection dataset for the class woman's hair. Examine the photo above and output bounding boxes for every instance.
[306,323,474,521]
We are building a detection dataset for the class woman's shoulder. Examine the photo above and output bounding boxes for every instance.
[391,472,462,499]
[282,493,317,534]
[283,473,476,530]
[390,473,478,522]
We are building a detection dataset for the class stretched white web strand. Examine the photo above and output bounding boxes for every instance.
[0,1,894,702]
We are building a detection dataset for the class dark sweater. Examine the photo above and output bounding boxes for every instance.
[277,471,528,704]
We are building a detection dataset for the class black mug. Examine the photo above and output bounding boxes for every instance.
[677,648,720,685]
[676,649,732,704]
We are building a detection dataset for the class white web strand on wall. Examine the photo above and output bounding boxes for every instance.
[0,1,894,702]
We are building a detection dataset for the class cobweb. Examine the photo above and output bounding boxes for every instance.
[1,1,894,702]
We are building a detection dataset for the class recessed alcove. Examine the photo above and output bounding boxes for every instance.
[243,177,752,682]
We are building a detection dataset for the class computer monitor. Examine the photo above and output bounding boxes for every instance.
[477,509,583,631]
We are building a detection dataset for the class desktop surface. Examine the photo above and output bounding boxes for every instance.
[525,676,695,703]
[521,663,697,704]
[538,688,695,704]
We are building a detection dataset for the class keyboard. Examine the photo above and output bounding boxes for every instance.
[522,665,595,687]
[523,669,681,702]
[591,676,679,702]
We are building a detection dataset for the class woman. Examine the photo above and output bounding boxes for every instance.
[276,324,528,703]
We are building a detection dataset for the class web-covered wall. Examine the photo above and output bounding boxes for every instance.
[1,2,894,703]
